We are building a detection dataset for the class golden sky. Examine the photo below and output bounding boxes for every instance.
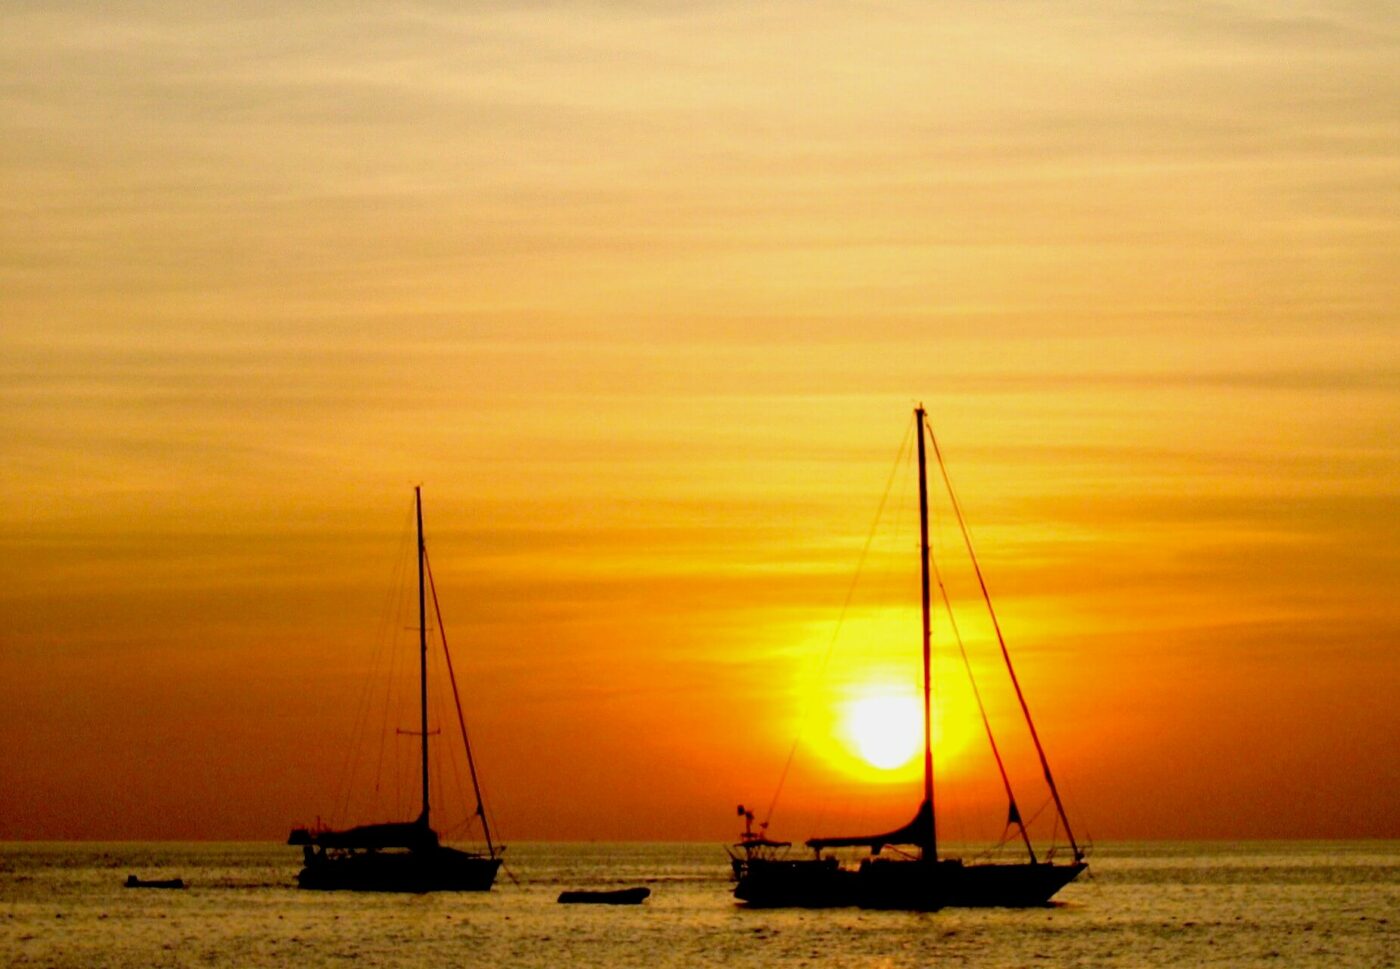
[1,1,1396,842]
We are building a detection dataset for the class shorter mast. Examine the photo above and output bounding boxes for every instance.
[416,486,430,828]
[915,406,936,858]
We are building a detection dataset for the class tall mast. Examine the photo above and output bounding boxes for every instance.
[415,486,430,827]
[915,406,937,858]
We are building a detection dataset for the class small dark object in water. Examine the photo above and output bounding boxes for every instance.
[124,875,185,889]
[557,887,650,905]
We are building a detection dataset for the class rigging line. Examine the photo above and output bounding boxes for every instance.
[761,413,916,831]
[500,860,522,887]
[434,596,476,843]
[384,503,420,815]
[375,562,408,818]
[424,545,497,858]
[481,779,507,857]
[924,418,1082,859]
[333,498,417,825]
[931,554,1038,863]
[426,629,469,839]
[389,502,420,824]
[1022,797,1050,833]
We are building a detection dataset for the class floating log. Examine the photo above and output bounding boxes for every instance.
[124,875,185,889]
[557,887,650,905]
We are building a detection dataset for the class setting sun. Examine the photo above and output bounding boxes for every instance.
[842,690,922,771]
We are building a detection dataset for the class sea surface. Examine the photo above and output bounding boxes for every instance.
[1,841,1394,968]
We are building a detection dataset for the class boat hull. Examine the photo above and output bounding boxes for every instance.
[733,858,858,908]
[296,846,501,892]
[940,859,1086,907]
[734,857,1084,910]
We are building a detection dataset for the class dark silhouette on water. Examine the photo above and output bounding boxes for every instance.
[288,487,502,892]
[557,887,651,905]
[124,874,185,889]
[731,407,1086,909]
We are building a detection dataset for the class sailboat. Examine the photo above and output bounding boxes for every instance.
[731,407,1086,909]
[288,487,503,892]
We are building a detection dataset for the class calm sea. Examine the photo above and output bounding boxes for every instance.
[1,841,1394,968]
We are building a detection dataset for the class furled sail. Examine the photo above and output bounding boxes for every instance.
[805,799,933,854]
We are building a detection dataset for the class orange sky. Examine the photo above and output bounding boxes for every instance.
[1,2,1396,843]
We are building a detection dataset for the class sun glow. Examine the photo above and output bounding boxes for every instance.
[824,661,988,781]
[843,691,924,771]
